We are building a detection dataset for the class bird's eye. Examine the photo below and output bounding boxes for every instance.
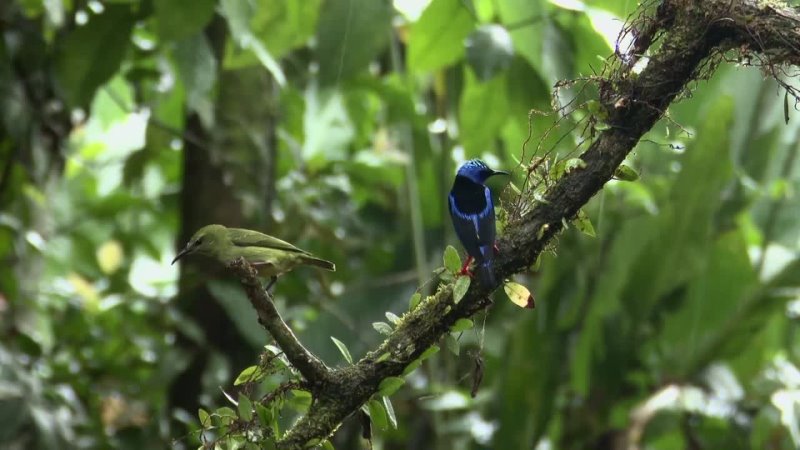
[195,238,203,246]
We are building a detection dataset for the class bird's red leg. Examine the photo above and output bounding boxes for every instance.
[459,255,474,277]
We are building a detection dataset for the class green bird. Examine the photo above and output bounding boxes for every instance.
[172,224,335,289]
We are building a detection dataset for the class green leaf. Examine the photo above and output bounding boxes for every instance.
[383,396,398,429]
[385,312,401,325]
[372,321,393,335]
[263,345,290,369]
[220,0,287,86]
[408,0,474,72]
[614,164,640,181]
[621,96,735,329]
[289,390,313,411]
[445,334,460,355]
[321,440,335,450]
[453,276,471,304]
[465,24,514,81]
[154,0,215,42]
[378,377,405,396]
[459,69,510,156]
[451,318,474,332]
[215,406,237,426]
[420,345,440,360]
[224,0,322,66]
[575,210,596,238]
[234,365,267,385]
[497,0,543,73]
[302,86,355,168]
[315,0,392,85]
[658,231,760,375]
[376,352,391,362]
[564,158,587,173]
[173,34,217,128]
[331,336,353,364]
[409,292,422,310]
[198,408,210,426]
[237,393,253,421]
[443,245,462,273]
[367,399,388,431]
[255,403,273,427]
[54,5,135,108]
[402,359,422,376]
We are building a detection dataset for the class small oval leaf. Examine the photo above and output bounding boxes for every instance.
[234,365,266,385]
[453,276,471,304]
[444,245,462,273]
[420,345,440,360]
[198,408,210,426]
[372,322,393,335]
[503,281,535,309]
[614,164,639,181]
[378,377,405,396]
[409,292,422,310]
[451,318,474,332]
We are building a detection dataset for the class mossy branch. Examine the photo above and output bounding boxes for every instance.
[229,1,800,448]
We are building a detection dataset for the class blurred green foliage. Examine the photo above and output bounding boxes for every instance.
[2,0,800,449]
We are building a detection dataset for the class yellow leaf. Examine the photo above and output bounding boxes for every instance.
[68,273,100,312]
[96,240,124,274]
[503,281,535,309]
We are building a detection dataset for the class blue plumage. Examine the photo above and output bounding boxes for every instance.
[448,159,508,286]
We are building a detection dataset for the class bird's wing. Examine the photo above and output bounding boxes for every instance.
[227,228,306,253]
[449,193,483,258]
[476,187,497,246]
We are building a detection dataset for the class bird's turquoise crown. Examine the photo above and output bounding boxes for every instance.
[457,159,494,183]
[458,158,490,172]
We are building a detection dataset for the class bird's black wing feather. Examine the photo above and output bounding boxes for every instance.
[475,187,496,250]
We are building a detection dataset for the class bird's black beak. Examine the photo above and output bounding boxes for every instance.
[491,169,510,177]
[171,245,192,265]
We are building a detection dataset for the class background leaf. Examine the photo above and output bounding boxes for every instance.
[55,5,135,107]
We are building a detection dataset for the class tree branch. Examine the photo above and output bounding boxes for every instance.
[228,259,332,386]
[228,1,800,447]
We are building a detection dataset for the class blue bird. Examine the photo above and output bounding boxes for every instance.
[448,159,508,287]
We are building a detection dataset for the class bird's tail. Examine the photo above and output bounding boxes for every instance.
[302,255,336,272]
[475,260,496,287]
